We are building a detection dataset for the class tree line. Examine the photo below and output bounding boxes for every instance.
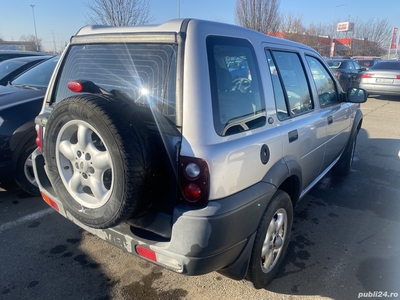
[87,0,392,57]
[6,0,389,56]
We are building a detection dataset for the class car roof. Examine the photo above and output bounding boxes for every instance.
[0,50,50,62]
[0,50,48,55]
[0,55,54,63]
[73,19,316,53]
[327,58,352,62]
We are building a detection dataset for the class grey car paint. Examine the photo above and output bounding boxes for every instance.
[31,19,367,284]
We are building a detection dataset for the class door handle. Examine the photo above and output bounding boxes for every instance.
[288,130,298,143]
[327,116,333,125]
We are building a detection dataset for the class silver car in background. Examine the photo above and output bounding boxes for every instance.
[359,60,400,97]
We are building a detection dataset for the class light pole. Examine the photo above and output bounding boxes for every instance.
[30,4,39,51]
[178,0,180,18]
[330,3,346,57]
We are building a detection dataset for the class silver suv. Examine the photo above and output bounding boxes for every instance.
[32,19,367,288]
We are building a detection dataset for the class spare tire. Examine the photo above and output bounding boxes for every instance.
[44,94,157,228]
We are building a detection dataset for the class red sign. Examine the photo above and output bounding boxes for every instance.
[337,22,354,32]
[390,27,398,50]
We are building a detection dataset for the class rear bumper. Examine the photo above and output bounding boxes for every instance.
[359,83,400,96]
[32,148,276,277]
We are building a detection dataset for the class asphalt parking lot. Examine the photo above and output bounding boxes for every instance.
[1,96,399,300]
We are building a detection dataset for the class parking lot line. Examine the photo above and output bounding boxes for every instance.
[0,207,55,234]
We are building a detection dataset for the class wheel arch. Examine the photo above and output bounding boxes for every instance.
[262,157,302,207]
[10,119,37,166]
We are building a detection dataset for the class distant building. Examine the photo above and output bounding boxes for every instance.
[0,40,36,51]
[268,32,382,57]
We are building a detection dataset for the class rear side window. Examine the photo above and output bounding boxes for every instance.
[207,36,265,136]
[53,43,178,123]
[267,50,313,117]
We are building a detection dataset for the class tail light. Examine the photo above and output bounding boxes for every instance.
[41,192,59,211]
[35,125,43,153]
[397,75,400,79]
[178,156,210,206]
[35,113,49,153]
[361,73,374,79]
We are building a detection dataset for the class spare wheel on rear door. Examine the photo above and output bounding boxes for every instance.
[43,94,158,229]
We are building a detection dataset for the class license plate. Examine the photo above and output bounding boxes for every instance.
[376,78,394,83]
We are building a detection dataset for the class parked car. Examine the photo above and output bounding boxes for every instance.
[0,55,55,86]
[326,58,366,90]
[0,50,48,63]
[359,60,400,97]
[0,56,59,195]
[31,19,367,289]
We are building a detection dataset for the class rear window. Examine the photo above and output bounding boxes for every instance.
[12,56,59,89]
[370,61,400,70]
[0,60,25,77]
[53,43,178,122]
[327,61,342,68]
[355,60,374,68]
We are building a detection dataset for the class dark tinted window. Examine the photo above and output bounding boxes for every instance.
[11,56,59,89]
[207,36,265,136]
[327,60,342,68]
[54,44,178,121]
[370,61,400,70]
[0,60,25,77]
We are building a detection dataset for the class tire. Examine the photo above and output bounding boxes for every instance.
[15,139,40,195]
[44,94,158,229]
[245,190,293,289]
[333,133,357,176]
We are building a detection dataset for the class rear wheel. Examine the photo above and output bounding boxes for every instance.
[246,190,293,288]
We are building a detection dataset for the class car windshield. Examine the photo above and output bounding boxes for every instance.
[0,60,25,77]
[11,56,59,89]
[370,61,400,70]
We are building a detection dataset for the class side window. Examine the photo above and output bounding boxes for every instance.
[305,56,339,107]
[266,50,289,120]
[346,61,354,70]
[207,36,265,136]
[354,61,362,70]
[271,50,313,115]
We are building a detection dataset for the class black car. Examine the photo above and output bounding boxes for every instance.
[0,50,48,63]
[0,55,59,194]
[0,55,55,86]
[326,58,366,91]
